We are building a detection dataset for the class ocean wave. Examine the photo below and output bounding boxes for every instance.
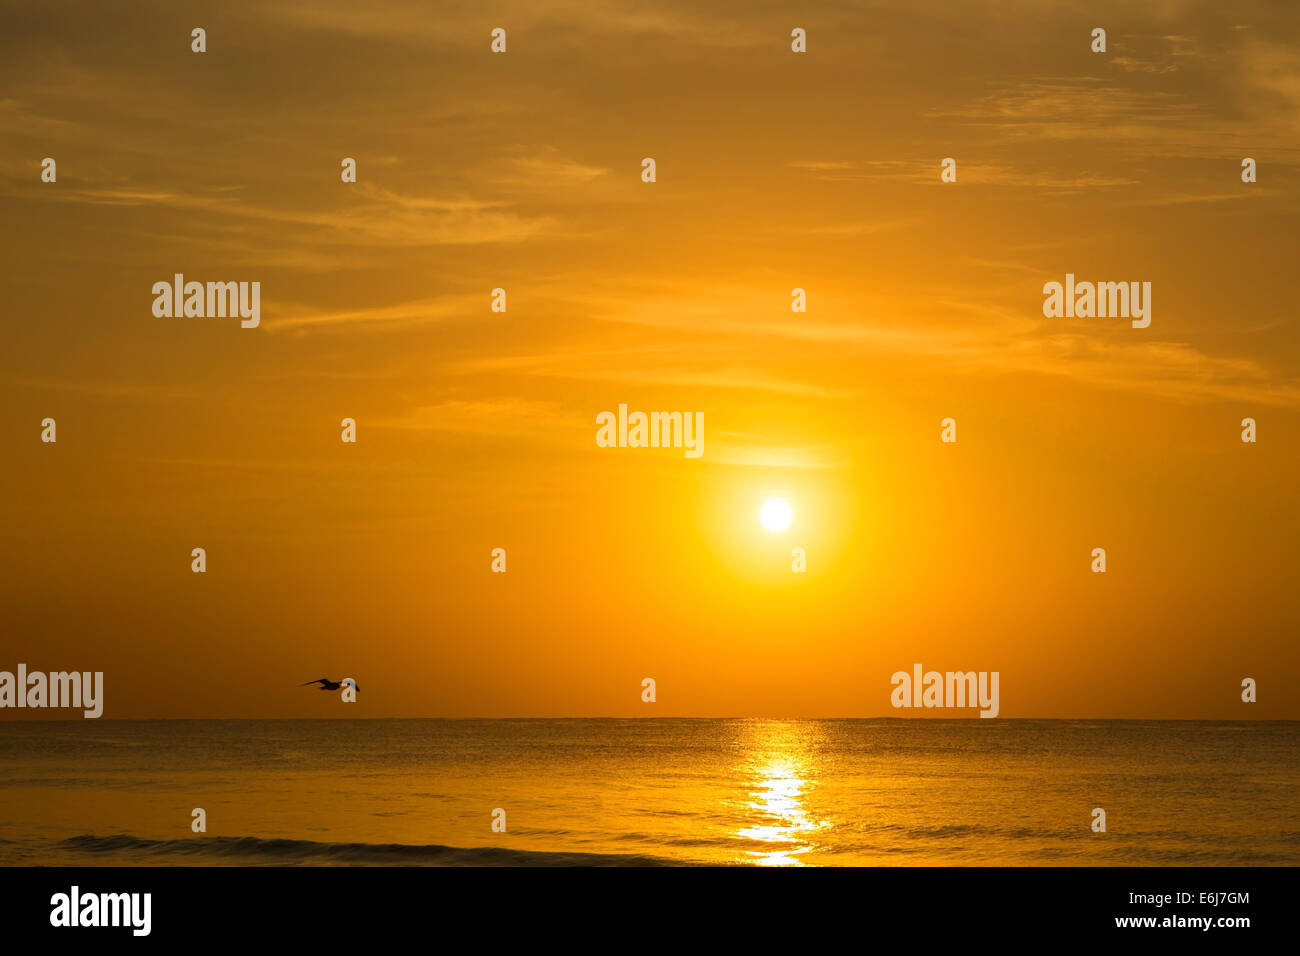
[58,833,682,867]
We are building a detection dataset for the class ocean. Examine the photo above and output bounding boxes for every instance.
[1,719,1297,866]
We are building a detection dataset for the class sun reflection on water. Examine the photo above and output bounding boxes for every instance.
[733,724,829,866]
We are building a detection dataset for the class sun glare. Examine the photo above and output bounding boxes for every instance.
[759,497,793,533]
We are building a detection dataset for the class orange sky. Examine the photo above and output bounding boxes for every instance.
[2,0,1298,718]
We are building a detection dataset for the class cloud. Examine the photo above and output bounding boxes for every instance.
[371,399,570,436]
[789,157,1136,189]
[558,280,1300,409]
[255,0,770,48]
[37,181,556,250]
[1239,40,1300,134]
[489,149,610,190]
[460,353,848,398]
[705,442,848,469]
[789,161,856,172]
[929,80,1200,144]
[963,333,1300,408]
[267,295,480,333]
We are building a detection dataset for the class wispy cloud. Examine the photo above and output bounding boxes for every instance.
[256,0,772,48]
[267,295,481,333]
[490,149,610,190]
[371,399,570,437]
[963,334,1300,408]
[929,80,1200,143]
[452,349,849,398]
[38,182,555,248]
[790,157,1137,189]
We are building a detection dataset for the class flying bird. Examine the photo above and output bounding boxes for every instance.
[301,678,359,692]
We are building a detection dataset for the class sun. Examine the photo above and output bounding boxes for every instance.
[759,497,793,533]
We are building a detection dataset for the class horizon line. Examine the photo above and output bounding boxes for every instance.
[0,716,1292,723]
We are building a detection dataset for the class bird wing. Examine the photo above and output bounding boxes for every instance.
[301,679,329,686]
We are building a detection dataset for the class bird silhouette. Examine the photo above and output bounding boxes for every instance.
[301,678,359,692]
